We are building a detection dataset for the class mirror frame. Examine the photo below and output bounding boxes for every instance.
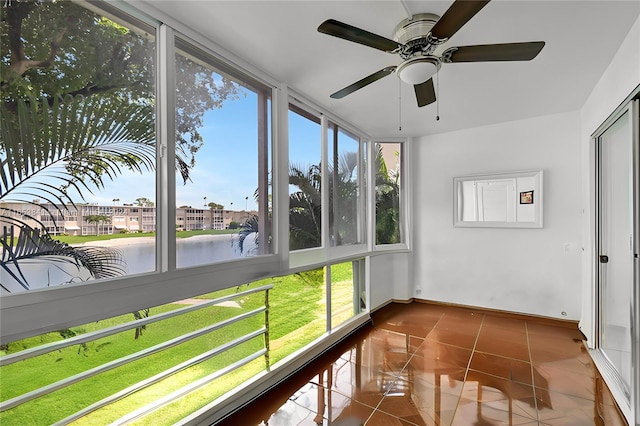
[453,170,543,228]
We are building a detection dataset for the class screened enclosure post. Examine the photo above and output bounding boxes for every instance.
[325,266,332,332]
[352,260,360,314]
[264,288,270,371]
[331,124,339,245]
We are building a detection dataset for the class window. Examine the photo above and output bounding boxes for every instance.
[174,37,272,268]
[330,260,365,329]
[288,104,322,250]
[0,1,156,292]
[375,142,403,245]
[328,124,363,246]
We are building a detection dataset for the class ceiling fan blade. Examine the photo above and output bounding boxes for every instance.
[430,0,491,40]
[444,41,545,62]
[330,67,396,99]
[414,78,436,107]
[318,19,401,52]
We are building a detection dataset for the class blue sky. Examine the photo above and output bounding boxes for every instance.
[88,88,322,211]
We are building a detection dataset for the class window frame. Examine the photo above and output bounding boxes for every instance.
[370,139,410,252]
[287,101,324,255]
[288,96,371,270]
[172,33,274,266]
[0,3,282,344]
[327,120,366,249]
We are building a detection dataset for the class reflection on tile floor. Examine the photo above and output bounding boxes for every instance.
[219,302,627,425]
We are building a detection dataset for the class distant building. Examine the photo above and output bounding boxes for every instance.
[0,202,257,237]
[176,207,256,231]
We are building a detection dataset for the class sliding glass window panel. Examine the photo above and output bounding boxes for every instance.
[0,2,157,293]
[330,261,363,329]
[328,124,362,246]
[598,110,633,395]
[288,104,322,251]
[174,37,272,268]
[375,142,403,245]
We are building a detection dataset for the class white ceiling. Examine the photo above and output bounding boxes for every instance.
[142,0,640,138]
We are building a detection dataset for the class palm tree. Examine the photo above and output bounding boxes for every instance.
[288,163,322,250]
[236,147,400,253]
[375,145,401,244]
[329,151,359,245]
[84,214,111,236]
[237,159,346,253]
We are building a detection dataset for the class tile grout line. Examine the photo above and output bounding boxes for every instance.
[471,348,537,364]
[448,313,486,425]
[524,321,541,425]
[463,314,485,381]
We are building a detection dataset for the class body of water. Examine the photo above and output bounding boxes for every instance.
[1,234,257,293]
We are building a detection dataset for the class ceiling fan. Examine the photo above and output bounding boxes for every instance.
[317,0,545,107]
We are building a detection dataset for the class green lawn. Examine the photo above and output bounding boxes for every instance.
[53,229,238,245]
[0,263,354,425]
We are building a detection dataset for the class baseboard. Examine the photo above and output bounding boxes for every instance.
[413,298,581,331]
[368,298,414,315]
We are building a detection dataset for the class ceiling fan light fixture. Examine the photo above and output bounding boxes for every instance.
[396,57,440,85]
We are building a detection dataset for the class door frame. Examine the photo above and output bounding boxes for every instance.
[592,94,639,425]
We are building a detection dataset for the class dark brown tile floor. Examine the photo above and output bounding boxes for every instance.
[219,302,627,425]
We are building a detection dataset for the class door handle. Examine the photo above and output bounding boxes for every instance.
[600,255,609,263]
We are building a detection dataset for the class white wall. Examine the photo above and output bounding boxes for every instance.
[369,252,412,309]
[579,16,640,342]
[412,111,583,319]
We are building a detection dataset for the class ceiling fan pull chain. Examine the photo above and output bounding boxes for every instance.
[398,78,402,131]
[436,72,440,121]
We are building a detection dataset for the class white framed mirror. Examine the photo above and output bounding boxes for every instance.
[453,170,543,228]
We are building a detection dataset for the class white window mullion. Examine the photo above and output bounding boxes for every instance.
[366,139,376,252]
[325,264,332,332]
[401,139,411,249]
[156,24,176,272]
[321,115,329,251]
[358,139,366,246]
[321,117,331,331]
[274,85,290,270]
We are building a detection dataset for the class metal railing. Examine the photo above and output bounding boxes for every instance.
[0,284,272,424]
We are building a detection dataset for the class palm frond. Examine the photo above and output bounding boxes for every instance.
[0,94,146,291]
[289,163,321,203]
[235,214,259,254]
[337,151,358,181]
[0,224,126,291]
[0,94,155,214]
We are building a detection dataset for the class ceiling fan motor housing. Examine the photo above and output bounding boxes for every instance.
[394,14,442,85]
[394,13,440,43]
